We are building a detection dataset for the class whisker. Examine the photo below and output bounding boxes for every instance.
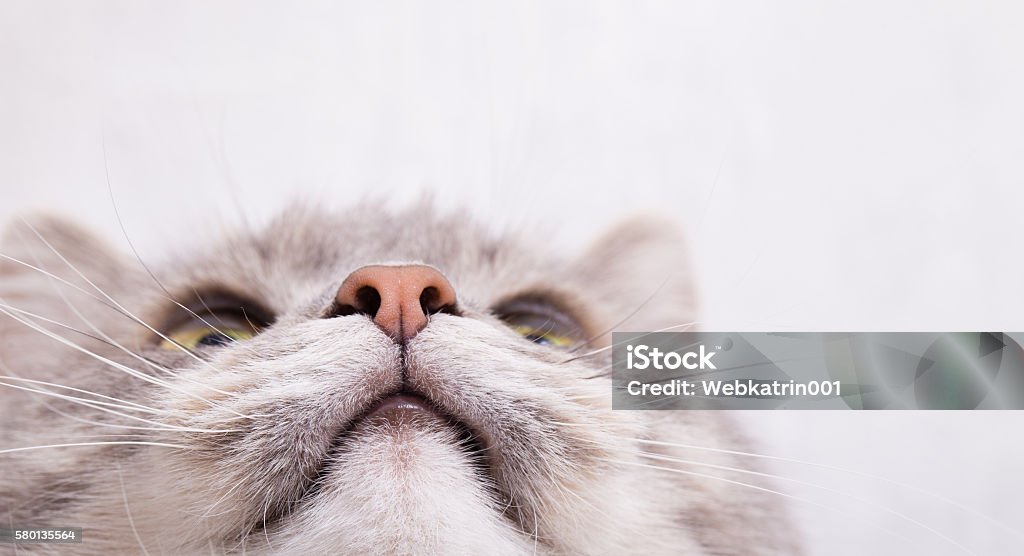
[0,302,250,418]
[0,441,189,455]
[116,463,151,556]
[0,251,137,323]
[619,436,1023,543]
[2,245,251,376]
[2,249,194,379]
[0,297,262,422]
[18,221,242,398]
[0,374,163,413]
[0,380,240,434]
[567,274,673,353]
[104,173,269,374]
[0,302,176,391]
[0,379,163,415]
[2,380,237,436]
[590,439,978,553]
[0,300,183,383]
[600,457,929,552]
[196,471,253,521]
[560,321,701,365]
[1,247,227,386]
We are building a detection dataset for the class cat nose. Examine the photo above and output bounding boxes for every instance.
[334,264,458,342]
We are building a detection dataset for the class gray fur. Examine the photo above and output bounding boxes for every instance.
[0,202,801,554]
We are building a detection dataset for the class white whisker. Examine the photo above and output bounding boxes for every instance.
[0,301,249,418]
[591,439,977,553]
[0,379,163,415]
[117,463,151,556]
[621,436,1023,543]
[18,222,242,397]
[0,380,240,434]
[601,457,927,552]
[0,374,162,413]
[1,252,199,385]
[568,274,674,352]
[0,441,189,455]
[560,321,700,365]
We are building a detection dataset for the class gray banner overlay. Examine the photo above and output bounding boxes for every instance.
[611,332,1024,409]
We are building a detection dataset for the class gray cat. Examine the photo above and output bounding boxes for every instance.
[0,202,801,554]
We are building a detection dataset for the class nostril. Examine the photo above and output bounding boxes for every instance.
[420,286,457,315]
[354,286,382,317]
[332,286,381,318]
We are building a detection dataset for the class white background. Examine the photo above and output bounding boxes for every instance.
[2,1,1022,554]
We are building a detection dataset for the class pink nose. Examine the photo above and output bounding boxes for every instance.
[335,265,458,342]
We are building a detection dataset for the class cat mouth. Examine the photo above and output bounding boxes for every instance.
[341,392,494,472]
[359,393,448,424]
[268,392,497,536]
[287,391,503,528]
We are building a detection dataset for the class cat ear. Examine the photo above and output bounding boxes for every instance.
[0,214,131,292]
[565,216,699,338]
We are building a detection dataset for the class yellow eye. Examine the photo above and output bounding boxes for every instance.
[510,324,575,348]
[157,293,271,351]
[495,298,583,349]
[160,326,255,350]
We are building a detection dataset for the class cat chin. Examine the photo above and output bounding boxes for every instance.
[266,421,531,555]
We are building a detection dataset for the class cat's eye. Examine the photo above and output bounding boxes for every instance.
[157,291,272,351]
[160,323,257,350]
[509,323,574,348]
[493,299,583,349]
